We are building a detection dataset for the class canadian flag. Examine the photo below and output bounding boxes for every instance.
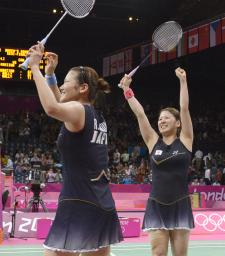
[188,28,199,54]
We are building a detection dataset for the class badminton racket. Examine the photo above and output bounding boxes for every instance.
[118,21,183,87]
[20,0,95,70]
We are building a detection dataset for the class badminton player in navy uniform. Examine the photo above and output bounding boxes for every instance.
[119,67,194,256]
[27,42,123,256]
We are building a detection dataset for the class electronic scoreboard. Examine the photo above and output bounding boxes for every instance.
[0,47,45,81]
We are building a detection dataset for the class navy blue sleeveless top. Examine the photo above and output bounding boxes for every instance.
[150,138,191,204]
[57,105,115,210]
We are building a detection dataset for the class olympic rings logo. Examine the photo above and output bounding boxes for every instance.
[194,213,225,232]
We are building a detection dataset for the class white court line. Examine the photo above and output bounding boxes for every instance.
[1,243,225,250]
[113,242,225,248]
[0,250,119,255]
[0,252,42,254]
[1,243,225,254]
[189,246,225,249]
[1,246,225,254]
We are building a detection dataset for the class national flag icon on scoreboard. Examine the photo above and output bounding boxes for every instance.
[210,19,222,47]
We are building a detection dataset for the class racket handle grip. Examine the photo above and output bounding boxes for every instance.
[20,58,30,71]
[128,66,140,77]
[118,66,140,88]
[20,37,47,71]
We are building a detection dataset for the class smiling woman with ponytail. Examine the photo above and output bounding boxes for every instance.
[27,42,123,256]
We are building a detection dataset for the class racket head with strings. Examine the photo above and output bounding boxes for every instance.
[20,0,96,70]
[61,0,96,18]
[152,21,183,52]
[118,21,183,88]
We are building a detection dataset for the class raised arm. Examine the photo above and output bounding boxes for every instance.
[44,52,61,102]
[175,67,193,151]
[27,43,84,131]
[119,75,158,153]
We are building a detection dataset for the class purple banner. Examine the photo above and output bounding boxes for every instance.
[0,96,41,114]
[12,184,225,207]
[14,184,225,198]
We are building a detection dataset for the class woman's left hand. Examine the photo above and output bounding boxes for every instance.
[27,42,45,68]
[175,67,187,83]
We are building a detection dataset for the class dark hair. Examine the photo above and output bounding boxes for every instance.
[159,107,181,136]
[70,66,110,109]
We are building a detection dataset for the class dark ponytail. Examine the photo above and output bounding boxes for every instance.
[70,66,111,110]
[97,78,110,93]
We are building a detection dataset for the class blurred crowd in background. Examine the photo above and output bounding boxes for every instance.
[0,102,224,185]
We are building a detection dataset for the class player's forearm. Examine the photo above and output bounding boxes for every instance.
[127,96,146,119]
[49,86,61,102]
[179,80,189,110]
[45,73,61,102]
[31,66,59,114]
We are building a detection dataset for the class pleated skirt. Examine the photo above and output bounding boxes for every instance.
[142,197,195,231]
[44,199,123,253]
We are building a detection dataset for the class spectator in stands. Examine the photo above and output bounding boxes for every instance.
[199,178,206,185]
[220,170,225,185]
[14,163,23,176]
[136,167,144,184]
[191,177,200,186]
[46,168,57,183]
[30,152,41,165]
[215,168,222,184]
[120,149,129,164]
[122,174,132,184]
[204,167,211,185]
[113,148,121,165]
[192,149,203,175]
[4,155,13,169]
[54,168,63,183]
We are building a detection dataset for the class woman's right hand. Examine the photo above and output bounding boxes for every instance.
[119,74,132,91]
[45,52,58,75]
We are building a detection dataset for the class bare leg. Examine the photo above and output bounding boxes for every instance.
[150,230,170,256]
[170,229,190,256]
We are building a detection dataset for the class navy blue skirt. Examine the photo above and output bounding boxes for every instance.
[44,199,123,253]
[142,196,195,231]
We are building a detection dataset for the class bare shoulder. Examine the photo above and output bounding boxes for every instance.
[62,101,86,132]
